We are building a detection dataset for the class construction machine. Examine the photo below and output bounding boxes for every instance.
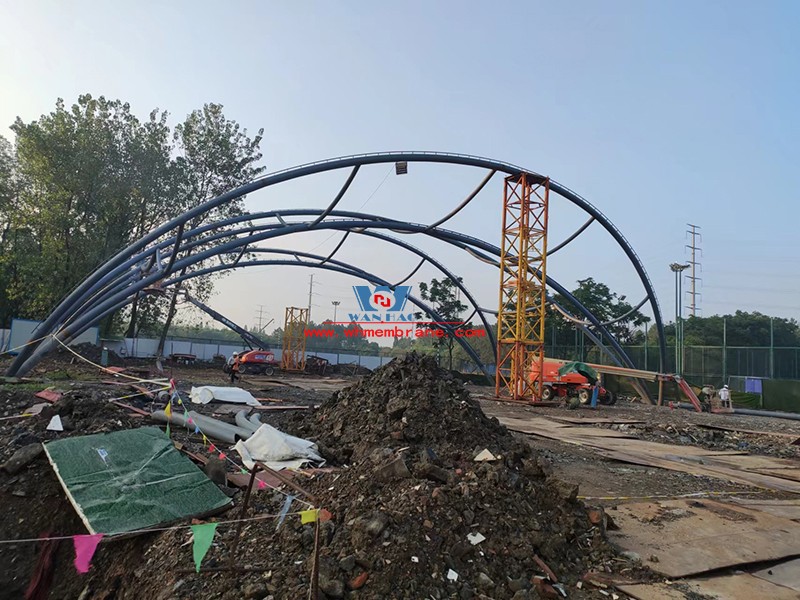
[178,292,279,375]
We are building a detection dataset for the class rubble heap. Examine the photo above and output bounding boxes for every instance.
[267,353,619,599]
[310,352,513,465]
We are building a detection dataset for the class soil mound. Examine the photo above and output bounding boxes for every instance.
[262,353,619,598]
[312,352,512,465]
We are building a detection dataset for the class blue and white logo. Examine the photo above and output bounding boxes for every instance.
[350,285,413,322]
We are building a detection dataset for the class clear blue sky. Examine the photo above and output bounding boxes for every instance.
[1,1,798,334]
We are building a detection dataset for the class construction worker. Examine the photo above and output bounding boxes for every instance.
[719,384,731,408]
[228,352,240,384]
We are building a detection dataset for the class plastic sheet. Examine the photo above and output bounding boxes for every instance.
[44,427,232,536]
[189,386,261,406]
[234,423,324,470]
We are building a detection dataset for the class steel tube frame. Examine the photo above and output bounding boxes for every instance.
[9,152,663,378]
[12,217,639,388]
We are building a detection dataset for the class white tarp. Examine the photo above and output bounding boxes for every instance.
[234,423,325,470]
[189,386,262,407]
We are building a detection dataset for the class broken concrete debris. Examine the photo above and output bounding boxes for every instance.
[1,443,44,475]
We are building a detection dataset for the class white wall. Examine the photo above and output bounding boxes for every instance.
[101,337,392,369]
[7,319,99,355]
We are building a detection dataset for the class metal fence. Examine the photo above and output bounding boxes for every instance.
[543,343,800,385]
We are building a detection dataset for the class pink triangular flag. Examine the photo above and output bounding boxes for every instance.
[73,534,103,573]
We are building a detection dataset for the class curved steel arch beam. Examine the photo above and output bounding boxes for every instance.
[547,217,595,256]
[233,245,495,359]
[13,218,630,378]
[83,255,494,381]
[423,169,496,231]
[320,231,350,265]
[11,152,664,376]
[547,180,666,371]
[18,217,637,380]
[551,295,649,328]
[308,165,360,228]
[151,208,633,370]
[392,258,426,288]
[50,211,501,363]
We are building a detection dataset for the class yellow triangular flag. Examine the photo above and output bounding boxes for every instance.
[300,509,319,524]
[164,402,172,417]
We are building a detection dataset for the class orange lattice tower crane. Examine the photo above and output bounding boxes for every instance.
[495,174,549,403]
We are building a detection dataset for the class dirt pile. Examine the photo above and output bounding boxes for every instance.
[258,353,622,599]
[307,352,513,465]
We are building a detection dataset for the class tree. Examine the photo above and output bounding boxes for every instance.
[415,277,469,370]
[681,311,800,347]
[0,135,30,327]
[123,109,185,337]
[9,96,154,327]
[550,278,650,347]
[154,103,265,357]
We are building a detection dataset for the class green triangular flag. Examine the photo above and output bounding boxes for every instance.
[191,523,218,573]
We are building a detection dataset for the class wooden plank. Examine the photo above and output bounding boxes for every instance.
[729,498,800,520]
[111,401,150,416]
[752,557,800,592]
[620,575,799,600]
[599,448,800,494]
[616,583,689,600]
[549,416,645,425]
[705,454,800,471]
[608,499,800,578]
[697,422,800,442]
[498,414,800,493]
[751,468,800,483]
[688,573,798,599]
[502,416,745,454]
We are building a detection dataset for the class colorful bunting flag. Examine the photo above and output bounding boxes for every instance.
[300,509,319,524]
[73,534,103,574]
[319,508,333,523]
[257,480,267,490]
[191,523,218,573]
[209,444,216,453]
[218,452,227,460]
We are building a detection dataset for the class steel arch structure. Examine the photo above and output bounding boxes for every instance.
[9,215,642,379]
[7,152,666,388]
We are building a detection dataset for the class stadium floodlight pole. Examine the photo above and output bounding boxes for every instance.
[669,263,690,375]
[331,300,340,323]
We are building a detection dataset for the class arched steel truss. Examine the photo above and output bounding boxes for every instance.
[165,249,633,381]
[7,152,666,388]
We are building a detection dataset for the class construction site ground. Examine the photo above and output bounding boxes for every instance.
[2,350,800,599]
